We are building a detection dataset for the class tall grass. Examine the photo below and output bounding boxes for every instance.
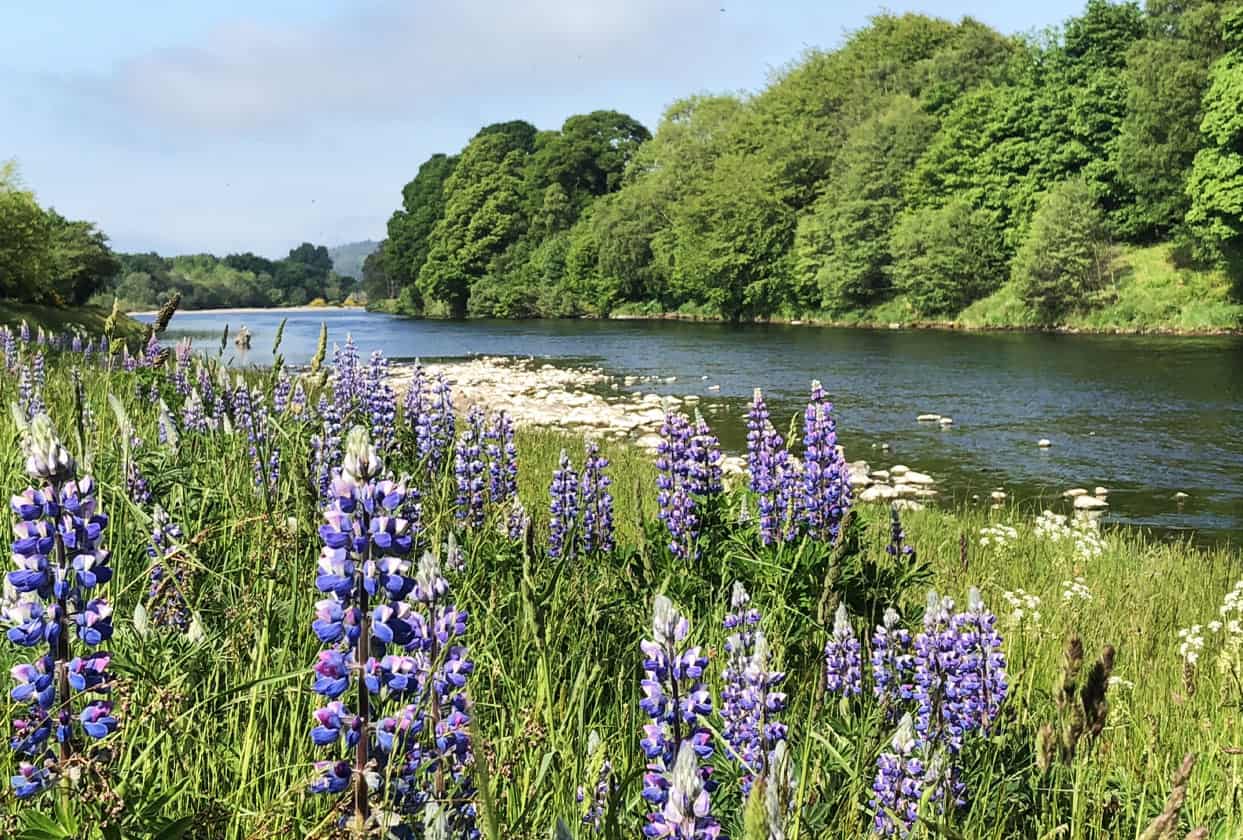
[0,338,1238,839]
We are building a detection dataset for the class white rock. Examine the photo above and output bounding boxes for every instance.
[849,472,874,488]
[916,414,941,422]
[938,417,954,427]
[1038,439,1052,448]
[902,471,936,486]
[990,491,1007,502]
[1094,486,1109,497]
[870,470,891,481]
[880,443,890,450]
[635,434,663,450]
[1074,495,1109,510]
[707,384,720,391]
[860,485,900,503]
[1174,492,1190,501]
[890,464,909,477]
[1062,488,1088,498]
[664,376,677,384]
[893,484,922,499]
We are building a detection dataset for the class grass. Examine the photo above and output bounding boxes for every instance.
[0,331,1239,838]
[0,300,147,343]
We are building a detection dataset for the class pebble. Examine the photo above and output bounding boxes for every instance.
[1174,491,1190,501]
[1062,488,1087,498]
[990,491,1007,502]
[1094,486,1109,496]
[1038,439,1052,448]
[916,414,941,422]
[938,417,954,427]
[890,464,910,477]
[1074,495,1109,510]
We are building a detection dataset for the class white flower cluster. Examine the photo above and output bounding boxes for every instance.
[1061,576,1093,604]
[1176,580,1243,672]
[1034,511,1106,559]
[978,524,1018,549]
[1177,624,1206,666]
[1000,588,1041,627]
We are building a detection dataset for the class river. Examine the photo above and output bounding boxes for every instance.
[147,309,1243,544]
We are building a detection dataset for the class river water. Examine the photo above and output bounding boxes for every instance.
[149,309,1243,544]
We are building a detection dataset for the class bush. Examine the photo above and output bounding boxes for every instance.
[1012,178,1113,321]
[889,200,1009,315]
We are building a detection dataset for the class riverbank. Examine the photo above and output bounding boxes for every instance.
[0,300,147,341]
[129,303,365,317]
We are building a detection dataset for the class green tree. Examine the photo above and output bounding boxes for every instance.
[1185,7,1243,264]
[418,133,528,317]
[0,164,52,301]
[527,111,650,209]
[385,153,458,296]
[45,210,120,305]
[890,199,1009,314]
[796,95,938,309]
[1012,178,1114,320]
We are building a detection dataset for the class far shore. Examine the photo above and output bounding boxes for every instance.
[129,304,366,317]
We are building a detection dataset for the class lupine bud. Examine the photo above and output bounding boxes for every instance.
[22,414,75,482]
[342,426,381,484]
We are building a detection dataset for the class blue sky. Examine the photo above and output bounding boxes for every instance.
[3,1,1087,258]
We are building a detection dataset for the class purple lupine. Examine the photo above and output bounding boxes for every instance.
[19,320,30,343]
[887,506,915,562]
[426,374,455,474]
[331,335,363,420]
[182,389,209,434]
[872,607,914,714]
[506,499,530,542]
[126,436,152,506]
[484,411,518,508]
[234,383,279,493]
[172,339,192,396]
[146,506,190,630]
[311,396,343,502]
[687,411,723,498]
[824,602,863,697]
[273,370,292,414]
[655,411,698,560]
[949,589,1006,734]
[4,415,114,798]
[644,742,722,840]
[639,595,715,829]
[870,713,924,837]
[289,379,307,418]
[453,408,486,528]
[142,333,161,367]
[578,732,613,832]
[746,389,797,546]
[912,591,958,752]
[580,441,614,556]
[799,380,851,543]
[365,350,396,452]
[548,449,580,561]
[1,327,15,371]
[720,582,786,795]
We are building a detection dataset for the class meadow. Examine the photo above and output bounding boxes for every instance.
[0,319,1238,840]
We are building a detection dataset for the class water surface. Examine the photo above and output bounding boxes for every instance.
[150,309,1243,544]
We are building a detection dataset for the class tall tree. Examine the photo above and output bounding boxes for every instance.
[384,153,458,297]
[45,210,121,305]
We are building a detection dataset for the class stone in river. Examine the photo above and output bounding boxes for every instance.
[1094,486,1109,496]
[902,471,935,486]
[990,490,1007,502]
[1062,488,1087,498]
[890,464,909,477]
[917,414,941,422]
[860,485,899,503]
[1074,495,1109,510]
[1038,439,1052,448]
[938,417,954,427]
[1173,492,1190,501]
[870,470,890,481]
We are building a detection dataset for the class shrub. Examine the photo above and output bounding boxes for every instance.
[890,200,1009,315]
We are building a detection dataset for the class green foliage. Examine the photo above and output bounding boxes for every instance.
[1185,8,1243,265]
[890,199,1009,315]
[1012,178,1114,320]
[0,174,53,301]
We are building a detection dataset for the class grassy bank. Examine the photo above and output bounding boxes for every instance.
[0,300,147,343]
[0,333,1237,838]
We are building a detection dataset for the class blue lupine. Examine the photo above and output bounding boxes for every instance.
[887,506,915,562]
[233,383,279,492]
[949,589,1007,734]
[643,742,722,840]
[639,594,715,828]
[311,396,343,502]
[273,370,292,414]
[580,441,614,555]
[687,412,723,498]
[824,602,863,697]
[454,407,486,528]
[366,350,396,452]
[871,607,914,714]
[720,582,786,795]
[746,389,797,545]
[506,499,530,542]
[172,339,193,396]
[331,335,363,420]
[870,713,924,837]
[484,411,518,508]
[548,450,580,561]
[146,506,191,630]
[182,389,209,433]
[4,416,114,797]
[655,411,698,560]
[799,380,851,543]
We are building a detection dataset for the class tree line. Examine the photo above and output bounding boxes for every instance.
[369,0,1243,324]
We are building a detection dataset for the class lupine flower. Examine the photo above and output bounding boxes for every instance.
[273,370,292,414]
[887,506,915,561]
[484,411,518,508]
[720,582,787,793]
[365,350,396,451]
[644,742,721,839]
[799,381,851,543]
[146,506,191,631]
[870,713,924,837]
[506,499,530,542]
[4,416,114,795]
[764,740,797,840]
[949,589,1006,733]
[825,602,862,697]
[655,411,699,560]
[548,450,580,561]
[331,335,363,420]
[172,339,192,396]
[182,389,209,433]
[233,382,279,492]
[686,411,723,498]
[640,594,714,828]
[872,607,914,714]
[454,408,487,528]
[311,396,343,502]
[746,389,797,545]
[578,731,613,833]
[580,441,614,555]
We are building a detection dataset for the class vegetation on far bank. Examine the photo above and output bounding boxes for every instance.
[0,301,146,343]
[363,0,1243,331]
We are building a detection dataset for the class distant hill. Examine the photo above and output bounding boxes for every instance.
[328,240,380,280]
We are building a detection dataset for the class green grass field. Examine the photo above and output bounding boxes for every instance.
[0,332,1237,839]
